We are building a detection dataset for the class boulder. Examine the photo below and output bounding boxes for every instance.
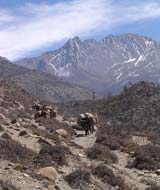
[19,130,28,136]
[38,167,58,182]
[11,118,17,124]
[16,122,21,128]
[155,169,160,175]
[55,129,67,138]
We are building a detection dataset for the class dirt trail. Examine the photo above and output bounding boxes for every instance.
[111,141,160,189]
[57,130,103,190]
[112,150,147,190]
[71,131,146,190]
[72,130,96,149]
[66,129,159,190]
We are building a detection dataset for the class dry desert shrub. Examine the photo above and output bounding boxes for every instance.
[0,137,36,166]
[34,144,71,167]
[86,143,118,164]
[35,117,75,138]
[96,125,130,150]
[0,179,18,190]
[145,187,160,190]
[65,168,91,189]
[92,164,131,190]
[129,144,160,170]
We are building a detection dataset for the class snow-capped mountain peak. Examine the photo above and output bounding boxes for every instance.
[15,33,160,93]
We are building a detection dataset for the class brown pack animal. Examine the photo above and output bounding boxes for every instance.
[33,103,57,119]
[77,113,98,136]
[77,114,85,127]
[32,102,42,111]
[50,109,57,118]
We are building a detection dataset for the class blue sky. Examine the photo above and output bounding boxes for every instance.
[0,0,160,60]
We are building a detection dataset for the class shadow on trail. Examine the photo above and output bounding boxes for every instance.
[75,134,86,137]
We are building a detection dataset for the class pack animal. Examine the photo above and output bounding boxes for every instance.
[77,113,98,136]
[33,102,57,119]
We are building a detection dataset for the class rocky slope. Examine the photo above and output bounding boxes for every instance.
[0,81,160,190]
[0,57,92,102]
[15,33,160,93]
[57,81,160,133]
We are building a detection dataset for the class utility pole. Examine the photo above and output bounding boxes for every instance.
[92,90,96,113]
[92,90,96,101]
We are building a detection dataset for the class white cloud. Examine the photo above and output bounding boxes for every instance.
[0,10,15,27]
[0,0,160,60]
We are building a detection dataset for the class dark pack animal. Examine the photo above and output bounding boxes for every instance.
[77,113,98,136]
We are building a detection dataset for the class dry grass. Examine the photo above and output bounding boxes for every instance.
[95,124,139,152]
[145,187,160,190]
[86,143,117,164]
[0,179,19,190]
[65,168,91,189]
[35,118,75,139]
[92,164,131,190]
[129,144,160,170]
[33,144,71,168]
[0,137,36,166]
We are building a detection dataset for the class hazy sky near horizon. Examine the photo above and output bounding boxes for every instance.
[0,0,160,60]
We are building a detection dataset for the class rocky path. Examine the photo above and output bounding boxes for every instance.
[57,129,110,190]
[111,150,147,190]
[58,129,144,190]
[1,109,159,190]
[65,129,160,190]
[72,130,96,149]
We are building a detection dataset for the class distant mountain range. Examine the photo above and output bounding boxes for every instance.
[0,57,92,102]
[15,33,160,93]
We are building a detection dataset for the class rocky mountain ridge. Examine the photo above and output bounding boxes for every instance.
[15,33,160,92]
[0,56,92,102]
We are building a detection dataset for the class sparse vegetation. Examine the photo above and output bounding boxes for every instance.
[0,59,92,103]
[1,132,11,139]
[0,179,18,190]
[92,164,131,190]
[86,143,117,164]
[34,144,71,167]
[96,124,132,150]
[59,81,160,132]
[65,168,91,189]
[129,144,160,170]
[145,187,160,190]
[35,117,75,139]
[1,79,160,189]
[0,137,36,166]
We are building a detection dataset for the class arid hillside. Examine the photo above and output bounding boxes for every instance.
[58,81,160,132]
[0,80,160,190]
[0,57,93,102]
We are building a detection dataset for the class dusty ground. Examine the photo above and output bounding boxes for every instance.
[0,83,160,190]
